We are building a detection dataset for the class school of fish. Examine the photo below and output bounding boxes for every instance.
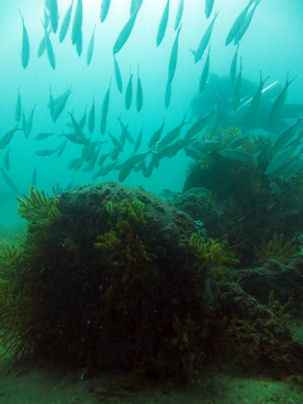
[1,0,301,196]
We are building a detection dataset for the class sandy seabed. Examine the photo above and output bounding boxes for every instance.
[1,356,303,404]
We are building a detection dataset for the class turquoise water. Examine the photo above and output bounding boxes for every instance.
[0,0,302,227]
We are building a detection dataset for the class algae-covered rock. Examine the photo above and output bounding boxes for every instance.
[0,182,217,381]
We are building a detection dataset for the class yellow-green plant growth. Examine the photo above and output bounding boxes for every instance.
[17,187,60,231]
[255,233,299,265]
[189,233,239,270]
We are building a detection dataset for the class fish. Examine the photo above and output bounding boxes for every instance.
[125,72,133,111]
[42,20,56,69]
[36,148,58,157]
[19,11,30,69]
[100,0,111,23]
[35,132,54,141]
[59,0,74,43]
[118,118,135,145]
[168,25,181,84]
[0,168,18,194]
[92,161,117,179]
[148,118,165,149]
[174,0,184,31]
[273,118,302,151]
[23,105,36,138]
[234,0,261,44]
[245,71,269,124]
[57,139,68,157]
[130,0,143,16]
[78,107,87,130]
[269,74,296,123]
[75,29,82,56]
[113,56,123,93]
[134,128,143,152]
[165,80,172,109]
[100,83,111,134]
[118,152,150,182]
[69,112,89,144]
[219,148,252,161]
[199,46,210,93]
[71,0,82,46]
[205,0,215,18]
[230,44,239,87]
[232,57,242,111]
[191,12,218,63]
[3,149,10,171]
[43,6,50,28]
[37,34,47,58]
[156,0,169,47]
[15,89,22,123]
[265,142,299,176]
[113,10,139,54]
[136,66,143,113]
[49,87,72,122]
[87,25,96,66]
[158,115,188,149]
[45,0,58,33]
[88,100,95,133]
[0,126,18,149]
[225,0,254,46]
[83,143,100,171]
[63,132,87,145]
[184,111,213,139]
[32,167,37,186]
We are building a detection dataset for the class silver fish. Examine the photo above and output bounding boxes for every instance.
[219,148,252,161]
[118,118,134,145]
[4,149,10,170]
[32,167,37,186]
[20,11,30,69]
[57,139,68,157]
[130,0,143,16]
[199,46,210,93]
[36,148,58,157]
[168,25,181,83]
[245,71,268,124]
[35,132,54,141]
[0,126,17,149]
[134,128,143,152]
[156,0,169,47]
[174,0,184,31]
[148,118,165,149]
[234,0,261,44]
[75,29,82,56]
[0,168,18,194]
[225,0,254,46]
[230,44,239,87]
[42,20,56,69]
[45,0,58,33]
[232,57,242,111]
[273,118,302,151]
[118,152,149,182]
[87,25,96,66]
[24,105,36,138]
[165,80,172,109]
[71,0,82,46]
[158,115,188,149]
[114,56,123,93]
[15,89,22,123]
[205,0,215,18]
[136,66,143,113]
[100,0,111,23]
[125,72,133,111]
[49,87,72,121]
[192,12,218,63]
[100,83,111,134]
[78,107,87,130]
[37,34,47,58]
[269,74,296,123]
[184,111,213,139]
[59,0,74,43]
[69,112,88,144]
[113,10,139,54]
[88,100,95,133]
